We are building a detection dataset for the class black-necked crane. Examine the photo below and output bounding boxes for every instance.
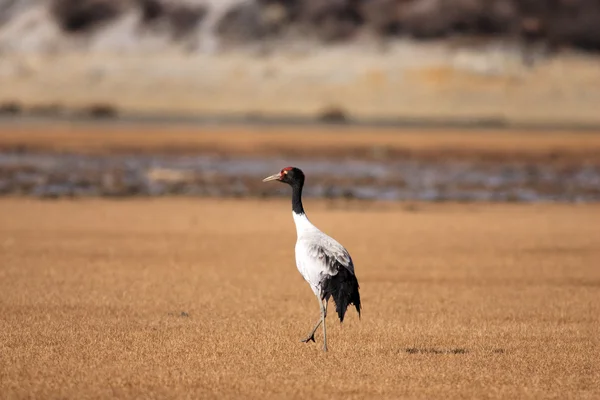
[262,166,361,352]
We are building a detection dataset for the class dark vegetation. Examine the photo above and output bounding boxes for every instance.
[47,0,600,52]
[0,102,21,115]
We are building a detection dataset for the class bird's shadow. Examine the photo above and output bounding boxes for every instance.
[403,347,506,355]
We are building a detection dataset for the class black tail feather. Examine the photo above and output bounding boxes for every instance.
[321,268,361,322]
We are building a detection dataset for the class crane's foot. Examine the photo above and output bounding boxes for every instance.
[300,319,322,343]
[300,333,316,343]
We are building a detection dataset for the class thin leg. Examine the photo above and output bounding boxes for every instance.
[321,299,327,352]
[300,319,322,343]
[301,295,325,343]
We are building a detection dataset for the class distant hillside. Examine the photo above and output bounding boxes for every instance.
[1,0,600,126]
[2,0,600,54]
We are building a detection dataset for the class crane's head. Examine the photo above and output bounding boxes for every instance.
[262,166,305,187]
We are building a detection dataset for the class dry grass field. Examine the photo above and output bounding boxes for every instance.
[1,198,599,399]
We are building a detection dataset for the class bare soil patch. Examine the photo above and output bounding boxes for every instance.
[2,123,600,164]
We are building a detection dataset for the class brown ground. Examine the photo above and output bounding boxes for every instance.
[2,123,600,164]
[1,198,599,399]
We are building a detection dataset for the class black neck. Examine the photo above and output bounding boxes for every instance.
[291,182,305,215]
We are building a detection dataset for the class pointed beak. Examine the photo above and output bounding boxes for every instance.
[262,173,281,182]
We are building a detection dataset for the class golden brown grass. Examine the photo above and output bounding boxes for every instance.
[2,123,600,163]
[1,198,599,399]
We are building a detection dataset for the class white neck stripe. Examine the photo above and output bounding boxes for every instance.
[292,212,316,236]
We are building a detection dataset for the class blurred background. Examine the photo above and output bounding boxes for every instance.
[1,0,600,202]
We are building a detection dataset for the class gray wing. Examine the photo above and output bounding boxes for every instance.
[303,232,355,276]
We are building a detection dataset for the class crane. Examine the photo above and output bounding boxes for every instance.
[263,166,361,351]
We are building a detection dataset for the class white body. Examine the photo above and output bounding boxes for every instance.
[292,212,355,297]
